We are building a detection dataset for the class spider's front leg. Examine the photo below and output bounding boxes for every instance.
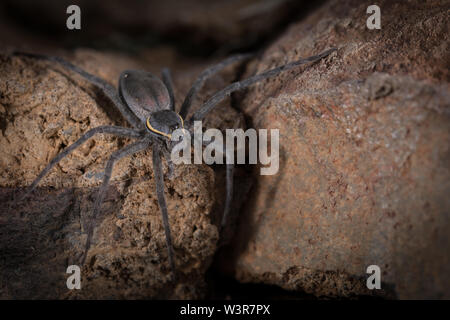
[17,126,142,202]
[181,48,336,231]
[152,142,177,279]
[80,138,151,264]
[161,147,175,180]
[190,48,336,122]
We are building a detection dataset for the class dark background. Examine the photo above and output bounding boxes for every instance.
[0,0,325,57]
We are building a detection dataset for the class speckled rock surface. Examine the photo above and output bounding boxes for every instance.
[218,0,450,299]
[0,49,246,299]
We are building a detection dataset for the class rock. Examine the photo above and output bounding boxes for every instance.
[218,0,450,299]
[0,48,246,299]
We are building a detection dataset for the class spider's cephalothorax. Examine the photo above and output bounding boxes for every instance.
[14,48,336,279]
[145,110,184,139]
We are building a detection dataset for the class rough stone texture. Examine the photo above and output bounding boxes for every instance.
[218,0,450,299]
[0,48,245,299]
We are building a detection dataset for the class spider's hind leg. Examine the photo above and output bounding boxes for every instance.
[191,48,336,122]
[12,51,142,129]
[161,68,175,111]
[80,139,150,265]
[161,147,175,180]
[179,53,253,119]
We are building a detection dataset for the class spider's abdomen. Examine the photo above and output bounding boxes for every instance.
[119,70,171,122]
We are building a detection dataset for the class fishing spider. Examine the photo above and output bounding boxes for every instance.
[14,47,335,278]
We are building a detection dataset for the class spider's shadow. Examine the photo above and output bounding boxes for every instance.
[0,186,79,298]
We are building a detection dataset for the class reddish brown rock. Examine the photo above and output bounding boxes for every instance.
[219,0,450,299]
[0,48,245,299]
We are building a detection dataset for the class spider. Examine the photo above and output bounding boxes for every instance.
[13,47,336,278]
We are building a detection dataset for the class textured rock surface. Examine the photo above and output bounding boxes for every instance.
[218,0,450,299]
[0,49,245,299]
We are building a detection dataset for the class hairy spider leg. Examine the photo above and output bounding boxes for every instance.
[179,53,253,119]
[161,68,175,111]
[161,147,175,179]
[13,51,143,129]
[18,126,141,202]
[191,48,336,122]
[81,138,151,264]
[152,143,177,278]
[222,164,234,229]
[189,130,236,231]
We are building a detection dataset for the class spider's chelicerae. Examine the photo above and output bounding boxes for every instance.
[14,48,335,278]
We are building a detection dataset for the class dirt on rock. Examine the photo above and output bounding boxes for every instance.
[217,0,450,299]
